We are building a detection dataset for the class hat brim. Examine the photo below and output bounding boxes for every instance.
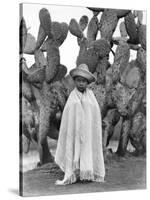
[70,68,96,83]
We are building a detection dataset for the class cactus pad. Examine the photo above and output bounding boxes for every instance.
[96,57,110,84]
[120,21,128,37]
[138,24,146,50]
[39,8,52,38]
[36,24,47,50]
[125,12,139,44]
[76,47,99,73]
[130,112,146,154]
[113,9,131,18]
[24,33,36,54]
[89,83,107,117]
[46,40,60,83]
[87,16,98,43]
[34,49,47,68]
[53,64,67,82]
[120,60,141,89]
[136,47,146,74]
[27,67,46,83]
[69,18,83,38]
[52,22,69,46]
[112,82,135,116]
[22,81,34,101]
[99,9,118,41]
[51,22,62,40]
[49,82,68,110]
[79,15,89,32]
[90,39,111,58]
[112,42,130,82]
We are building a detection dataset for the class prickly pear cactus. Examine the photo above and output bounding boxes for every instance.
[138,24,146,50]
[58,22,69,46]
[34,49,47,68]
[120,60,141,89]
[21,6,147,161]
[79,15,89,32]
[46,41,60,83]
[68,7,146,156]
[27,67,46,84]
[76,47,99,73]
[119,21,128,37]
[39,8,52,38]
[22,81,34,102]
[89,39,111,58]
[125,11,139,44]
[96,57,110,84]
[114,9,130,18]
[20,8,69,165]
[51,22,69,47]
[36,24,47,50]
[136,47,146,74]
[69,18,83,38]
[112,82,135,117]
[89,83,107,118]
[99,9,118,41]
[130,112,146,155]
[24,33,36,54]
[69,13,111,75]
[112,42,130,83]
[87,16,99,43]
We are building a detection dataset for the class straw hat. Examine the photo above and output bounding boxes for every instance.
[69,63,96,83]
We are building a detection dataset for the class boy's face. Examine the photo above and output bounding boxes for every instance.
[74,76,88,93]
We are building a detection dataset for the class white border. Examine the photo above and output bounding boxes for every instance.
[0,0,149,200]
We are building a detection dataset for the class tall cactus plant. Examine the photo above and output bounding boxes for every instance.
[68,8,146,156]
[20,7,146,166]
[20,8,69,166]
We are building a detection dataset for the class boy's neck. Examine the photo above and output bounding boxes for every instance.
[76,87,87,93]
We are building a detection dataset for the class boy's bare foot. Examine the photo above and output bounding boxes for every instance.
[55,180,66,185]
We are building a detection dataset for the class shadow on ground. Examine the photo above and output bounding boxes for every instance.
[21,154,146,197]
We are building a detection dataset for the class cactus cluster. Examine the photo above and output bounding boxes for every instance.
[69,16,111,62]
[20,7,146,165]
[68,8,146,156]
[20,8,69,165]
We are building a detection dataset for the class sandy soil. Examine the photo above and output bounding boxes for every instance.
[21,150,146,197]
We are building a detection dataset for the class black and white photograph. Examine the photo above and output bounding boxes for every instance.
[19,1,147,198]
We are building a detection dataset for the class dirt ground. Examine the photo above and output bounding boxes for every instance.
[21,153,146,197]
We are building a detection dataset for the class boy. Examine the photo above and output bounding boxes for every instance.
[55,63,105,185]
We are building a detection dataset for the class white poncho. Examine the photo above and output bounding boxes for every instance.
[55,87,105,184]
